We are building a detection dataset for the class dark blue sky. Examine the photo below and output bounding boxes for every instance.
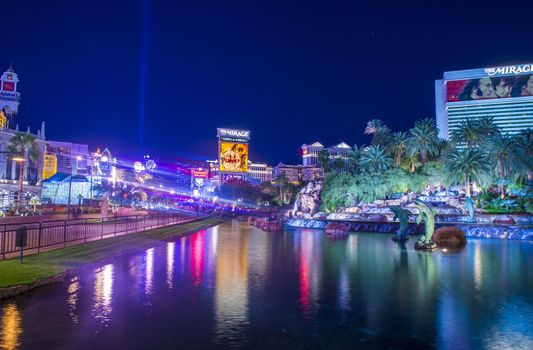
[1,0,532,164]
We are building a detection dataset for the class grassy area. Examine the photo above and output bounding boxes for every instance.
[0,217,224,288]
[483,209,523,214]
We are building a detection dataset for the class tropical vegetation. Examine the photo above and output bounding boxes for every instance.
[8,132,39,211]
[321,117,533,213]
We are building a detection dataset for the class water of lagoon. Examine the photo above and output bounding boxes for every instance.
[1,221,533,349]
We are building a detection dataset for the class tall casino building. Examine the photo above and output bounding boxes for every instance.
[435,63,533,140]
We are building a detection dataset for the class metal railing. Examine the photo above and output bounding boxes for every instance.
[0,213,202,260]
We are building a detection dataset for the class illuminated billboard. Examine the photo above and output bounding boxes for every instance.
[446,73,533,102]
[217,128,250,143]
[192,169,209,178]
[222,174,245,182]
[42,153,57,180]
[219,142,248,173]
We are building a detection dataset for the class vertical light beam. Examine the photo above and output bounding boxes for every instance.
[138,0,151,155]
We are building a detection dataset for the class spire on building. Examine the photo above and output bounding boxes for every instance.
[41,121,46,140]
[0,64,21,127]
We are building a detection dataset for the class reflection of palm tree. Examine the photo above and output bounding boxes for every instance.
[444,149,492,197]
[7,132,39,210]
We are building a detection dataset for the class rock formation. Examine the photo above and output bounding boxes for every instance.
[291,181,323,217]
[432,226,467,248]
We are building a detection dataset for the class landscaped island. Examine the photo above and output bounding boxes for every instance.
[287,117,532,241]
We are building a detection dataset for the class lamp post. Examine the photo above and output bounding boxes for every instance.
[12,155,25,214]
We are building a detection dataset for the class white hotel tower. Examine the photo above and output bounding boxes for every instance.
[435,63,533,139]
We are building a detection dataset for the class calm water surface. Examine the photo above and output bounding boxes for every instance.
[1,221,533,349]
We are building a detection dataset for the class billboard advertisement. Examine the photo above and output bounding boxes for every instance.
[446,73,533,102]
[2,81,14,92]
[42,153,57,180]
[219,142,248,173]
[217,128,250,143]
[191,169,209,178]
[222,174,245,182]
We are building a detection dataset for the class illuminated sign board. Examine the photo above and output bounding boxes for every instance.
[446,72,533,102]
[217,128,251,143]
[42,153,57,180]
[192,169,209,178]
[0,111,5,129]
[222,174,245,182]
[219,142,248,173]
[2,81,15,92]
[484,64,533,76]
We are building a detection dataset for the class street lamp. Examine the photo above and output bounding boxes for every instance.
[12,155,25,214]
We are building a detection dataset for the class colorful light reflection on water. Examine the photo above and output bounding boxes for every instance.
[1,222,533,349]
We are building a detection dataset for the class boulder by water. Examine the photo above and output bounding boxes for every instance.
[492,215,516,225]
[363,214,388,222]
[432,226,467,248]
[324,222,349,237]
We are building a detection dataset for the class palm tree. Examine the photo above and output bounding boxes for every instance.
[275,174,293,205]
[402,154,421,173]
[389,131,407,166]
[365,119,390,146]
[485,134,517,196]
[451,117,500,148]
[451,119,479,148]
[444,148,492,197]
[317,149,330,173]
[360,145,393,173]
[406,118,440,165]
[346,145,363,174]
[7,132,39,210]
[477,117,500,138]
[330,158,346,173]
[514,129,533,182]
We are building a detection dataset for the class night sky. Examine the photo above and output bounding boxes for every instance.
[1,0,532,165]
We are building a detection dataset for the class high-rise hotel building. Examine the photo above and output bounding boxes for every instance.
[435,63,533,139]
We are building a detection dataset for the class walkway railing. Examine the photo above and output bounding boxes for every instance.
[0,213,202,260]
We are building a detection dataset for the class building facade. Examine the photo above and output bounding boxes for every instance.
[301,142,324,166]
[208,159,273,185]
[0,65,20,128]
[247,161,273,183]
[0,65,94,209]
[45,140,90,175]
[274,163,323,184]
[435,63,533,140]
[301,141,352,166]
[40,174,91,205]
